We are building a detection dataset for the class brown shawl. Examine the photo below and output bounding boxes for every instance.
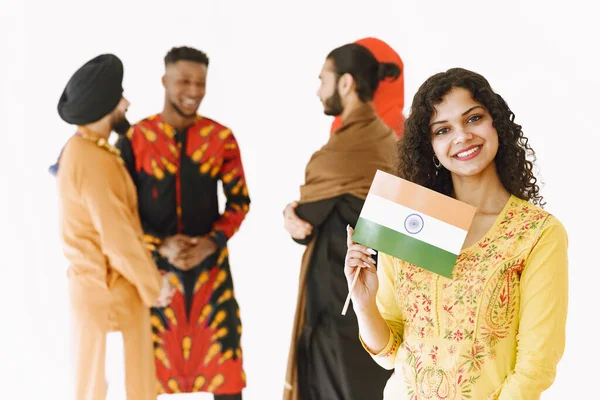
[283,103,396,400]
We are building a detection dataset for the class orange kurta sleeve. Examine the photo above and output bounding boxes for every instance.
[78,147,163,307]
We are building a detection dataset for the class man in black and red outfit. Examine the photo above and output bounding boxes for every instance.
[116,46,249,399]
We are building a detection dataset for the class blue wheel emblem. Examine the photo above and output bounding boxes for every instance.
[404,214,424,234]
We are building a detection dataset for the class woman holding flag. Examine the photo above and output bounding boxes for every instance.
[345,68,568,399]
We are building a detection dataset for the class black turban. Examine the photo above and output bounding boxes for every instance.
[57,54,124,125]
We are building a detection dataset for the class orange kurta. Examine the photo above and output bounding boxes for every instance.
[56,132,163,400]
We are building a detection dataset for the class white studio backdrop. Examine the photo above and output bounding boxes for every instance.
[1,0,598,398]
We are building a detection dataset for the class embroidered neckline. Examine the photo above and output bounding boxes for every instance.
[460,195,515,254]
[75,130,121,158]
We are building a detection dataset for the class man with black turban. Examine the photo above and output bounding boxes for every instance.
[53,53,176,400]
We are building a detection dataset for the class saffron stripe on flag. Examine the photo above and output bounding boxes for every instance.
[353,218,458,278]
[369,170,475,231]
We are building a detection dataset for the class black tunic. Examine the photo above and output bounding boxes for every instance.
[294,194,393,400]
[115,114,249,394]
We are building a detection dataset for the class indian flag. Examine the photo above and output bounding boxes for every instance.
[352,170,476,278]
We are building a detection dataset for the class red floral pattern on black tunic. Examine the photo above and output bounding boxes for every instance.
[116,114,250,394]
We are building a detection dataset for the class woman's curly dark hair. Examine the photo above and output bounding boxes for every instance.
[397,67,544,207]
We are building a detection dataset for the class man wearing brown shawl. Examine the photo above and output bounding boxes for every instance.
[283,43,402,400]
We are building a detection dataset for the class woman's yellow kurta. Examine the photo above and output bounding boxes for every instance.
[363,196,568,400]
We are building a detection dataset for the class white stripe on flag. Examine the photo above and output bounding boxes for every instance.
[360,193,468,255]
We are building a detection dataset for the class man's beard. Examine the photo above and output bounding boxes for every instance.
[323,89,343,116]
[112,116,131,136]
[171,100,198,119]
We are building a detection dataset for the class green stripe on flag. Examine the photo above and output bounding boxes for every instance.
[353,218,458,278]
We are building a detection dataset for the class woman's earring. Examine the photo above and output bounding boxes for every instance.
[433,155,441,169]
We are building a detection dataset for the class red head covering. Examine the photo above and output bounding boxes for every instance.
[329,37,405,137]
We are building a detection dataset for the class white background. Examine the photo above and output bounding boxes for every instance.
[1,0,597,398]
